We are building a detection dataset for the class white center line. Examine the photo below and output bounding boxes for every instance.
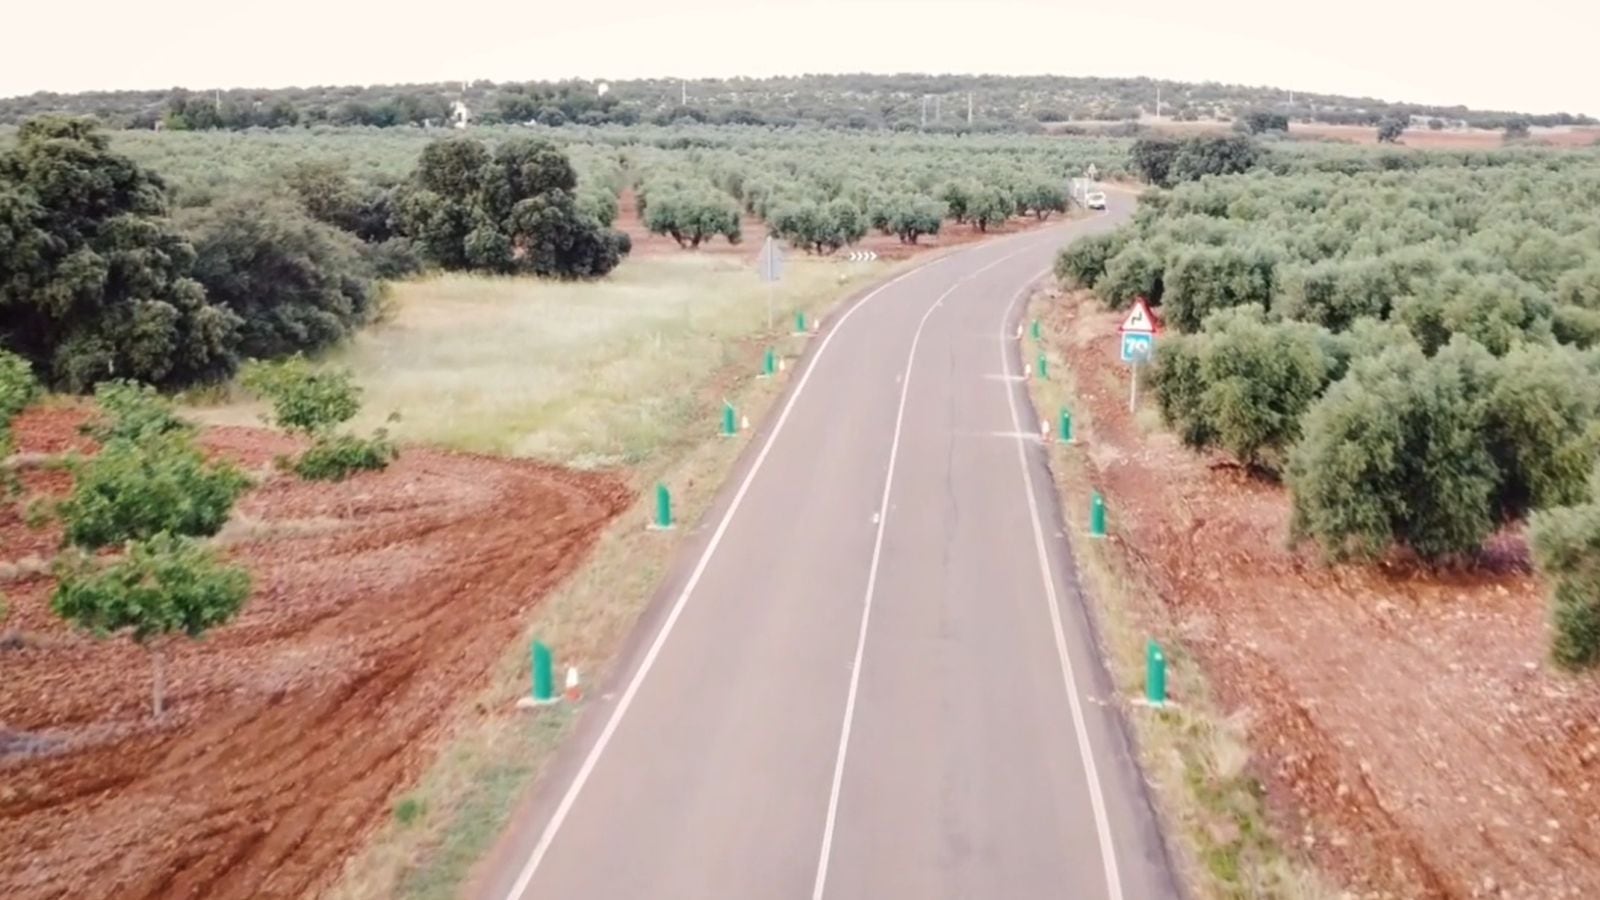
[810,243,1047,900]
[997,271,1125,900]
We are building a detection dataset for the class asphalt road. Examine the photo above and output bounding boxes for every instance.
[477,193,1181,900]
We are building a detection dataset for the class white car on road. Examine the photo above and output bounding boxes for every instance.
[1086,191,1107,210]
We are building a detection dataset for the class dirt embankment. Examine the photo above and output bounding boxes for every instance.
[614,188,1059,262]
[0,408,630,900]
[1046,290,1600,899]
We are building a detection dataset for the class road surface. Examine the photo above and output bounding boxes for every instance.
[477,193,1180,900]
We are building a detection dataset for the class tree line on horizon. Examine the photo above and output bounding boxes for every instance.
[2,73,1591,135]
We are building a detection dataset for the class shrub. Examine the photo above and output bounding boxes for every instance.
[294,432,397,481]
[1160,244,1280,332]
[1529,499,1600,668]
[241,358,360,435]
[1,349,37,458]
[1287,345,1499,561]
[1152,307,1337,471]
[1476,342,1600,518]
[1055,232,1125,289]
[59,431,249,549]
[85,380,191,444]
[53,533,250,715]
[242,357,397,479]
[1097,245,1165,310]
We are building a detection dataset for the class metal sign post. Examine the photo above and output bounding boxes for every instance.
[1118,298,1159,413]
[757,236,783,330]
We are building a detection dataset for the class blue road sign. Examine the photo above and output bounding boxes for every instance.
[1121,332,1154,363]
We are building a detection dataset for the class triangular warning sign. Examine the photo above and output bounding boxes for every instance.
[1119,297,1159,334]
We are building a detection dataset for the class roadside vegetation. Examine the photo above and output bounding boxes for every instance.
[1064,147,1600,666]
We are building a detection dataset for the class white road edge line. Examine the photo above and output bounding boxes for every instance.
[810,244,1045,900]
[998,271,1125,900]
[500,254,941,900]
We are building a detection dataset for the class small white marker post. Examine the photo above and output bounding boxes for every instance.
[1023,362,1032,378]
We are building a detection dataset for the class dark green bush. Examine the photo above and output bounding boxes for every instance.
[241,358,360,435]
[85,380,191,444]
[1055,232,1125,289]
[185,195,379,360]
[1098,245,1165,310]
[1160,245,1281,332]
[1151,307,1337,471]
[1288,345,1500,560]
[0,118,240,391]
[1,349,37,457]
[1529,499,1600,668]
[293,432,398,481]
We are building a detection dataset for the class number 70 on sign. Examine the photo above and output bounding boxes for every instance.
[1120,332,1153,363]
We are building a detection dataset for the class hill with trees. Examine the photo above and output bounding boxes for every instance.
[2,73,1589,134]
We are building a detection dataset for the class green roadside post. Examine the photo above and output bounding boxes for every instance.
[795,310,806,334]
[654,482,673,529]
[1146,640,1167,707]
[761,347,776,377]
[1059,408,1073,444]
[1031,318,1041,340]
[1090,491,1107,537]
[721,402,737,437]
[1037,354,1048,380]
[531,641,555,704]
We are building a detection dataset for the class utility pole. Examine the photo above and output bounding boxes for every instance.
[921,96,928,128]
[935,94,941,122]
[967,92,973,124]
[1156,85,1162,119]
[681,80,686,106]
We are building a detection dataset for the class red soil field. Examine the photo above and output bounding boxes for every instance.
[0,408,629,899]
[1045,288,1600,898]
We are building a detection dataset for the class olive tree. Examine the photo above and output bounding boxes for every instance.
[642,191,741,248]
[1287,344,1500,561]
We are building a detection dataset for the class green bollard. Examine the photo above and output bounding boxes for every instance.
[531,640,555,703]
[721,402,737,436]
[1031,318,1041,340]
[1146,640,1167,707]
[1037,354,1049,380]
[1059,408,1073,443]
[654,482,674,529]
[761,347,776,377]
[795,310,806,333]
[1090,491,1107,538]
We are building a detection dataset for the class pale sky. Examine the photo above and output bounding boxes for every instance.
[4,0,1595,115]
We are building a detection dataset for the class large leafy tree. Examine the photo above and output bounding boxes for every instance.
[393,136,628,278]
[0,117,239,390]
[184,195,379,360]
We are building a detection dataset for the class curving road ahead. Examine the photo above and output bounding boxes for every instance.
[475,193,1180,900]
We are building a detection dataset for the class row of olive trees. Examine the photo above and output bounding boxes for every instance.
[1060,156,1600,667]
